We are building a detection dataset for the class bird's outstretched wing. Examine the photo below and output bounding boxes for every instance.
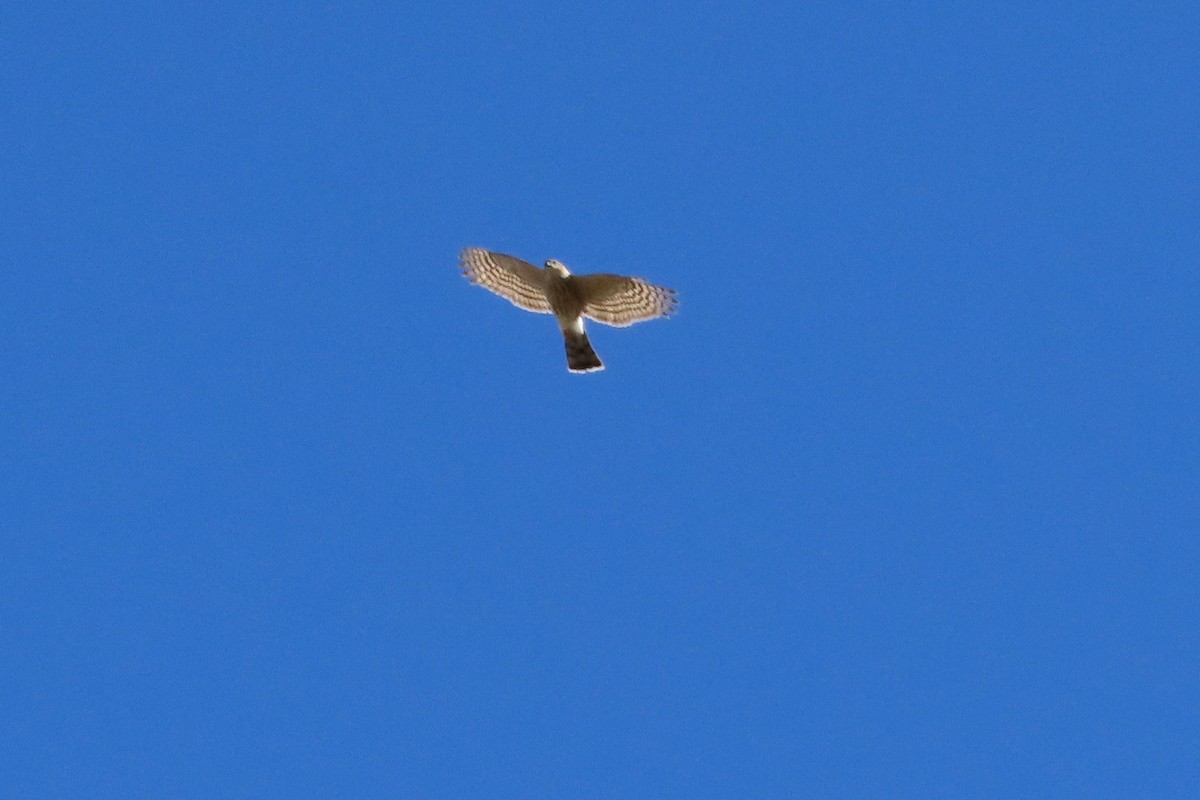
[459,247,553,314]
[575,274,678,327]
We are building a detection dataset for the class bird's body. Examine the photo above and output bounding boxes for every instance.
[458,248,677,373]
[543,262,605,372]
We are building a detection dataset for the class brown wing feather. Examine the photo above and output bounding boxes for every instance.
[459,248,552,314]
[574,273,678,327]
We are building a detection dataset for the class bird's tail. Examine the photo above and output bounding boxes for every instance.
[564,330,604,373]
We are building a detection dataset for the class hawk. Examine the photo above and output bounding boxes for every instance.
[459,247,677,373]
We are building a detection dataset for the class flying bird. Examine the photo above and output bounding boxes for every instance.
[458,247,678,373]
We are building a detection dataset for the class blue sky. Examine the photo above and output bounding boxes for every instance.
[3,2,1197,797]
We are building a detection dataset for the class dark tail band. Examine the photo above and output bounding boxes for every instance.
[564,331,603,373]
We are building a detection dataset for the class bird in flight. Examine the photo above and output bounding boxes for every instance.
[458,247,678,373]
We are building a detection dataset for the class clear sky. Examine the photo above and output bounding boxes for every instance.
[3,3,1197,797]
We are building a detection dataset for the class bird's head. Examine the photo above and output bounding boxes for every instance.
[544,259,571,277]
